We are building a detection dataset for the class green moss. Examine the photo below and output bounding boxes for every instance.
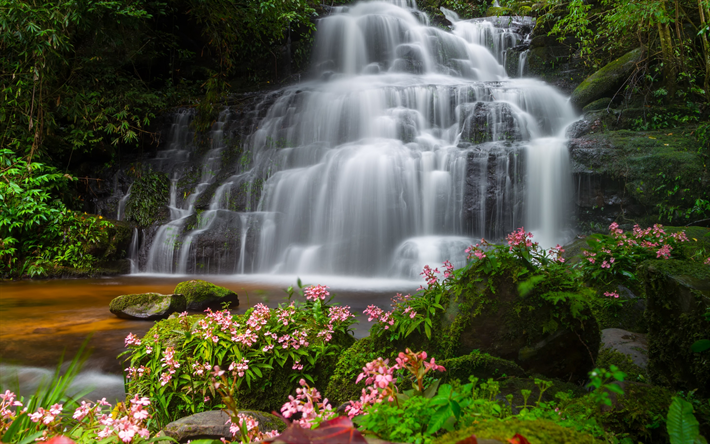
[434,419,603,444]
[595,348,647,382]
[639,259,710,396]
[325,336,397,406]
[485,6,511,16]
[441,350,526,383]
[109,293,180,312]
[596,383,672,443]
[570,48,644,109]
[174,279,239,311]
[582,98,613,113]
[125,170,170,227]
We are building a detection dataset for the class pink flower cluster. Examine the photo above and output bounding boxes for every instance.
[604,291,620,299]
[1,391,24,436]
[280,379,335,428]
[228,358,250,377]
[96,395,151,443]
[227,413,279,442]
[29,404,63,425]
[506,227,536,251]
[124,333,141,347]
[247,303,271,331]
[276,304,296,326]
[548,244,566,263]
[159,347,180,386]
[125,365,150,380]
[705,257,710,265]
[304,285,330,302]
[465,238,489,261]
[421,265,440,287]
[363,305,395,329]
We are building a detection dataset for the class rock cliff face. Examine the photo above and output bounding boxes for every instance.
[568,120,709,232]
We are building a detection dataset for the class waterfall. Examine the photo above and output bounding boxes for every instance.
[139,0,577,277]
[116,184,132,221]
[128,228,140,274]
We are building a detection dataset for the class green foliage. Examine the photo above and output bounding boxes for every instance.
[124,169,170,227]
[120,286,357,428]
[667,396,705,444]
[586,366,626,408]
[0,342,91,443]
[0,149,111,277]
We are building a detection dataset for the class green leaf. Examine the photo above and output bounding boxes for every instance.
[690,339,710,353]
[427,405,452,435]
[667,397,700,444]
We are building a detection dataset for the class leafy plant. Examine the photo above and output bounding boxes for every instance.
[667,396,707,444]
[121,283,357,427]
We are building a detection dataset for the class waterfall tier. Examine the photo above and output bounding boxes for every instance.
[134,0,577,277]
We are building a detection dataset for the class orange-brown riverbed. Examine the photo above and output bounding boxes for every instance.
[0,275,416,374]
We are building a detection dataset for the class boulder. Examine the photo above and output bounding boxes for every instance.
[441,269,600,382]
[570,47,644,110]
[174,279,239,311]
[640,259,710,396]
[600,328,648,369]
[162,410,282,443]
[109,293,186,320]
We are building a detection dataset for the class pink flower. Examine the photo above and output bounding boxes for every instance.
[601,261,610,269]
[705,257,710,265]
[364,305,384,322]
[280,379,335,428]
[604,291,620,299]
[304,285,330,302]
[656,244,673,259]
[124,333,141,347]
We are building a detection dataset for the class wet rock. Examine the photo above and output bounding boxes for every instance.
[162,410,282,443]
[570,47,644,110]
[174,279,239,311]
[109,293,186,320]
[601,328,648,369]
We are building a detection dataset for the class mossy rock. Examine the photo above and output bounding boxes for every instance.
[434,419,603,444]
[438,267,600,383]
[125,171,170,227]
[109,293,186,320]
[588,287,647,332]
[639,259,710,396]
[440,350,526,383]
[566,382,673,443]
[485,6,511,16]
[582,97,613,113]
[570,47,644,110]
[596,347,647,382]
[174,279,239,311]
[325,335,398,406]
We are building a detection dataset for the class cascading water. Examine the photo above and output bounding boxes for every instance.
[138,0,577,278]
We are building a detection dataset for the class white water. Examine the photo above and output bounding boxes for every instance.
[139,0,577,277]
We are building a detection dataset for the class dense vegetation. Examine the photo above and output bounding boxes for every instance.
[1,225,708,443]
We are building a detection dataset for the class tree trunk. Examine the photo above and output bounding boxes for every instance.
[699,0,710,100]
[657,0,677,99]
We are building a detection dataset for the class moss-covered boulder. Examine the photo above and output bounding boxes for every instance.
[174,279,239,311]
[564,381,673,443]
[325,336,394,406]
[109,293,186,320]
[440,350,526,383]
[570,47,644,110]
[640,259,710,396]
[439,268,600,382]
[595,347,647,383]
[434,419,603,444]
